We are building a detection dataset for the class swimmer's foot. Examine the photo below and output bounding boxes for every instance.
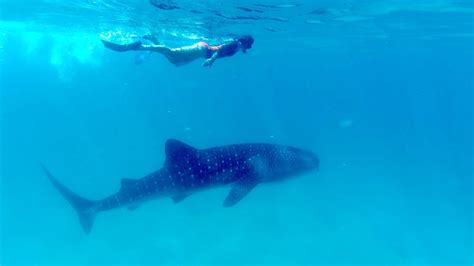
[101,39,142,52]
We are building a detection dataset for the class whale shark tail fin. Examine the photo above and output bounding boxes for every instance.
[40,164,97,234]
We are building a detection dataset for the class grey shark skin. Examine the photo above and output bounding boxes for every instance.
[42,139,319,233]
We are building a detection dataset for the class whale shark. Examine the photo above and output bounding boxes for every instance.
[42,139,319,233]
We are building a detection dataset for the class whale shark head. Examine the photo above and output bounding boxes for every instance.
[276,145,319,174]
[252,145,319,182]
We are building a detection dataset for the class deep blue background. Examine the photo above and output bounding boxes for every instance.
[0,1,473,264]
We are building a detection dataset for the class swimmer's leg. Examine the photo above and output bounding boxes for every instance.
[139,44,172,53]
[101,38,171,56]
[141,34,160,45]
[139,45,186,65]
[101,35,190,66]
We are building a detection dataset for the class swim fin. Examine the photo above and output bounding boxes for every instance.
[141,34,160,45]
[101,39,142,52]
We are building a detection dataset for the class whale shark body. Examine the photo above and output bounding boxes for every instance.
[42,139,319,233]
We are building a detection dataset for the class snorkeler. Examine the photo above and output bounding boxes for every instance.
[101,34,254,67]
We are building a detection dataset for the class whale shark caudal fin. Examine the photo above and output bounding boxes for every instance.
[40,164,97,234]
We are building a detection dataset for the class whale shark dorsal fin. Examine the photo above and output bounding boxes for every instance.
[120,178,139,191]
[165,139,197,165]
[223,178,259,207]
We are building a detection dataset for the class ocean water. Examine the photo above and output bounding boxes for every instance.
[0,0,473,265]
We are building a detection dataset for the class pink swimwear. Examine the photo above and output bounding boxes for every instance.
[198,41,222,58]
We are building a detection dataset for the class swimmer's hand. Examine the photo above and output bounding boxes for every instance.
[202,59,214,67]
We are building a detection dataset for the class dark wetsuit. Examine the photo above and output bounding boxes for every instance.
[198,40,241,59]
[198,41,221,58]
[216,41,241,57]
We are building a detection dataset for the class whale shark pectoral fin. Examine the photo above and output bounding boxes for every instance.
[223,179,259,207]
[171,194,189,204]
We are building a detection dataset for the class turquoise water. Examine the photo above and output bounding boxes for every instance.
[0,0,473,265]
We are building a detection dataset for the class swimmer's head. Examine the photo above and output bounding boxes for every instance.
[237,35,254,52]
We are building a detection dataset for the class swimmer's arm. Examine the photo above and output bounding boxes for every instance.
[202,42,235,67]
[202,52,219,67]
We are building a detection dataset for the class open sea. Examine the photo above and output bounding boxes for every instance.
[0,0,473,265]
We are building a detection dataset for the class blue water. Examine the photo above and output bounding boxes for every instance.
[0,0,473,265]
